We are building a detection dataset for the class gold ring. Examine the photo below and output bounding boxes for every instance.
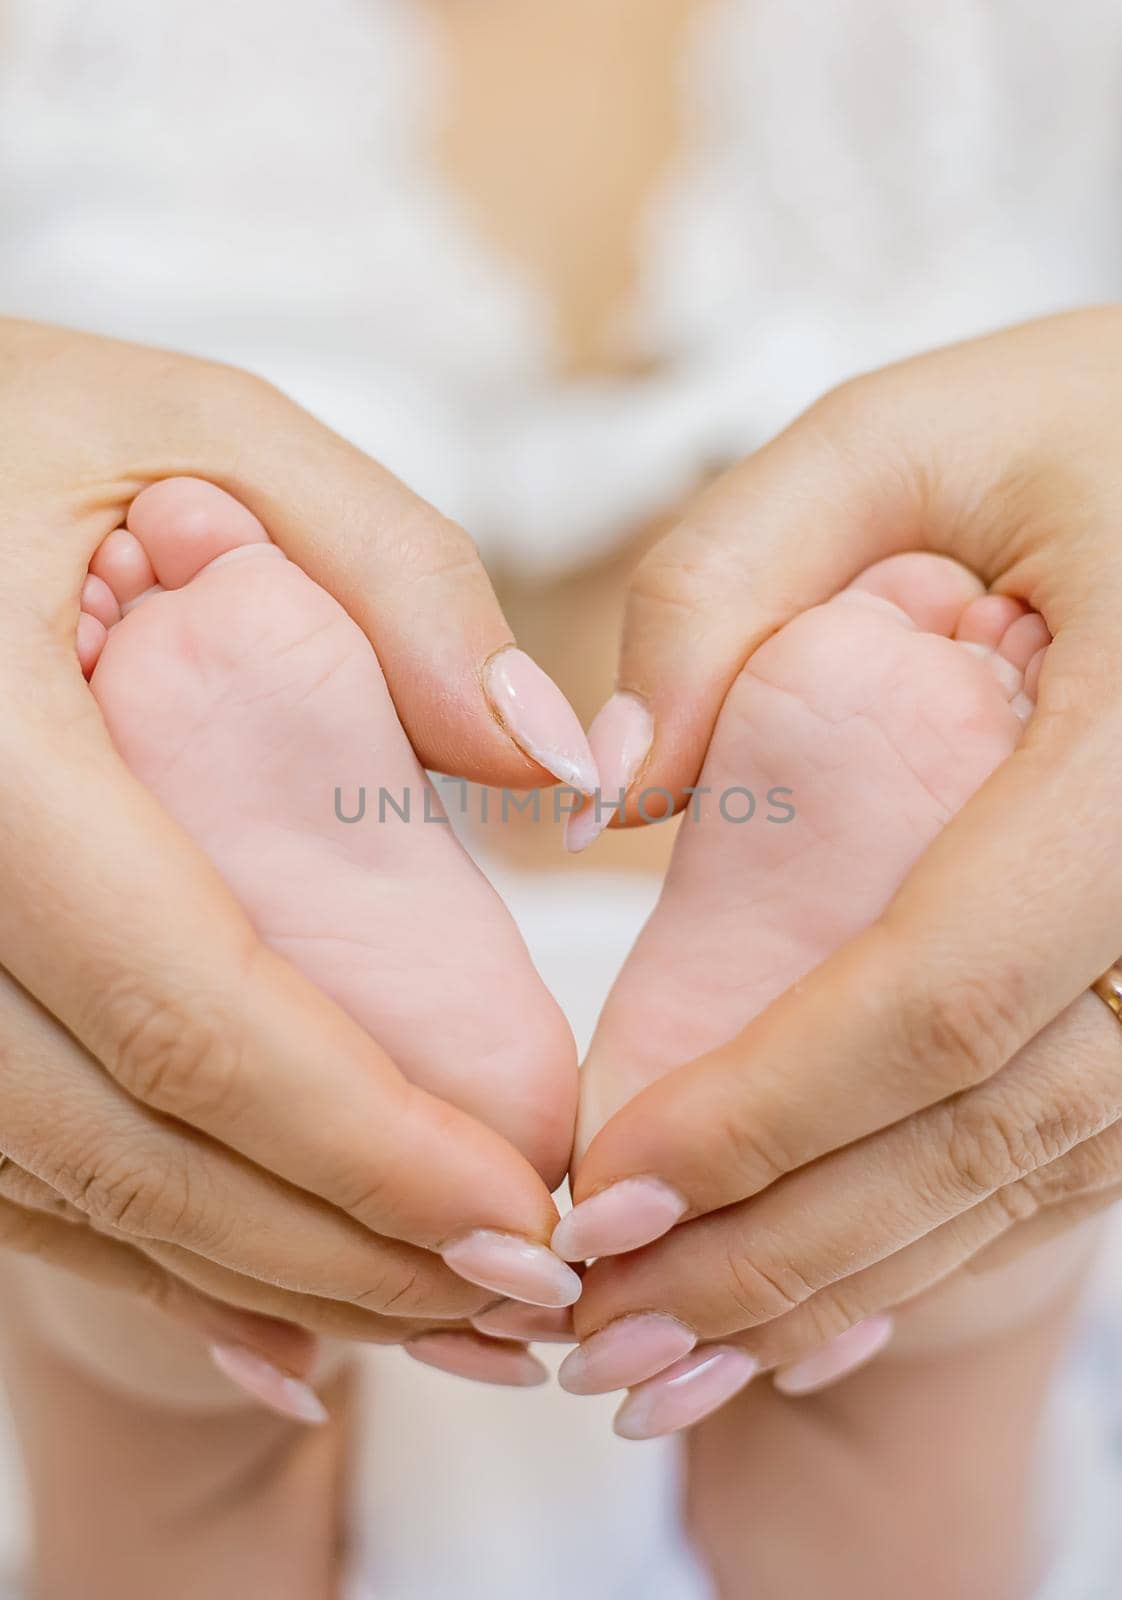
[1091,964,1122,1020]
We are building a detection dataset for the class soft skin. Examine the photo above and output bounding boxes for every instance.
[568,307,1122,1403]
[0,319,588,1379]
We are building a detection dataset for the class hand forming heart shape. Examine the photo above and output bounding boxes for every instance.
[3,313,1122,1441]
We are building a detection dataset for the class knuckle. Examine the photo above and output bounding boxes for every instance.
[801,374,874,439]
[1025,1120,1122,1204]
[353,1262,484,1321]
[627,532,737,626]
[106,983,240,1122]
[945,1088,1103,1211]
[353,1265,424,1316]
[398,510,482,586]
[714,1107,792,1195]
[944,1097,1051,1204]
[892,957,1027,1096]
[944,1101,1020,1201]
[122,349,277,454]
[333,1166,395,1230]
[721,1238,816,1326]
[787,1292,861,1353]
[56,1143,192,1239]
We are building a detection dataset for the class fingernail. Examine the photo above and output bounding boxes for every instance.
[552,1178,688,1261]
[483,647,599,794]
[471,1301,576,1344]
[559,1314,697,1395]
[773,1315,894,1396]
[404,1331,548,1388]
[564,691,653,853]
[208,1343,329,1425]
[441,1230,583,1308]
[613,1346,758,1440]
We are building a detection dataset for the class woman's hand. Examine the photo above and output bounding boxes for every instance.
[0,318,583,1379]
[564,308,1122,1424]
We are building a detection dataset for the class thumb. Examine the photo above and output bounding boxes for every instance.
[191,376,596,792]
[569,385,920,842]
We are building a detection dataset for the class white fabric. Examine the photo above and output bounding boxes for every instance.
[2,1,1121,576]
[1,3,1122,1594]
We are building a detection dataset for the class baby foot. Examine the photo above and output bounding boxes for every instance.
[576,554,1076,1600]
[578,552,1049,1151]
[79,478,576,1184]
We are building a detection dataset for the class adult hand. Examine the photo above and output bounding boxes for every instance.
[0,319,584,1387]
[564,308,1122,1427]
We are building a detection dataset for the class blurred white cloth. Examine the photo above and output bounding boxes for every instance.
[1,1,1121,577]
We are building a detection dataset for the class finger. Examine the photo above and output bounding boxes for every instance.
[131,1239,545,1386]
[470,1300,576,1344]
[573,991,1122,1339]
[130,1236,471,1346]
[963,1186,1122,1273]
[402,1331,549,1388]
[963,1120,1122,1275]
[0,974,489,1320]
[672,1118,1122,1386]
[9,322,589,793]
[137,377,593,789]
[0,712,570,1303]
[598,406,920,822]
[566,683,1122,1253]
[0,1195,316,1378]
[563,1182,1051,1402]
[0,1184,544,1408]
[734,1191,1028,1377]
[599,323,1122,823]
[751,1170,1102,1388]
[0,1158,84,1222]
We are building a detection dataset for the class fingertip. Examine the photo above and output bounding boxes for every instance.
[208,1341,329,1424]
[483,648,599,794]
[564,691,654,850]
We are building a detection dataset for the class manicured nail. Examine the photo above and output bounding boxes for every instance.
[441,1230,583,1308]
[564,691,653,853]
[483,647,599,794]
[471,1301,576,1344]
[613,1346,758,1440]
[773,1315,894,1396]
[404,1331,548,1387]
[559,1314,696,1395]
[552,1178,688,1261]
[208,1343,329,1425]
